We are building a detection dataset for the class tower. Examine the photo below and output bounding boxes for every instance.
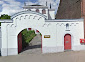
[81,0,85,38]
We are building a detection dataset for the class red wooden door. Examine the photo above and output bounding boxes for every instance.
[18,32,22,53]
[64,34,71,50]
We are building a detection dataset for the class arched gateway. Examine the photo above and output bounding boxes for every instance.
[1,11,47,56]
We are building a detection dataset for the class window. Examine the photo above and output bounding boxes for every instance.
[42,9,46,14]
[66,23,69,29]
[36,9,39,13]
[28,28,31,30]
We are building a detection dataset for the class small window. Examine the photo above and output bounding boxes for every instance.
[36,9,39,13]
[28,28,31,30]
[42,9,46,14]
[66,23,69,29]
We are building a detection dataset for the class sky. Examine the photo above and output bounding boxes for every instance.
[0,0,60,16]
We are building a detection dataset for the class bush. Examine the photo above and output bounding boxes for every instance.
[21,29,36,49]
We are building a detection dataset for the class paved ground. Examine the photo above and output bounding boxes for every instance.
[20,34,41,55]
[0,51,85,62]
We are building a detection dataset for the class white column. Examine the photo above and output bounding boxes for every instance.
[1,23,8,56]
[45,9,48,19]
[7,26,18,56]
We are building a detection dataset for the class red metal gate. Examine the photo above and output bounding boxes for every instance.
[64,34,71,50]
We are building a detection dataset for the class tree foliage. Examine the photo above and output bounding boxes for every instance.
[0,14,11,26]
[21,29,36,49]
[0,14,11,19]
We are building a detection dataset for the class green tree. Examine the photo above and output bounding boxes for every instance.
[0,14,11,19]
[21,29,36,49]
[0,14,11,26]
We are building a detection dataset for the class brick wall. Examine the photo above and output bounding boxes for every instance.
[81,0,85,38]
[56,0,81,19]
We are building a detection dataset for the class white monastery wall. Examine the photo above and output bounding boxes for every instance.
[43,19,84,53]
[0,10,84,56]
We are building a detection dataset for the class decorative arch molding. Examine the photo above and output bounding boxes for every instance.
[70,23,79,26]
[42,23,51,27]
[11,24,15,27]
[9,11,47,33]
[14,14,44,21]
[60,23,65,26]
[11,11,47,19]
[10,10,47,35]
[56,23,79,26]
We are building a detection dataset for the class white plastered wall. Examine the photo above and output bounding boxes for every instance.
[1,11,84,56]
[56,21,84,51]
[42,19,84,53]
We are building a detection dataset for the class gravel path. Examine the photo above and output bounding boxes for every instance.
[20,34,42,55]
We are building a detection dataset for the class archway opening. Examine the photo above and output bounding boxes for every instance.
[64,34,71,50]
[18,28,42,54]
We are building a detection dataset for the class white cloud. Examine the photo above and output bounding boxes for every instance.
[0,0,23,15]
[0,0,60,15]
[38,0,60,9]
[0,1,4,4]
[25,0,39,6]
